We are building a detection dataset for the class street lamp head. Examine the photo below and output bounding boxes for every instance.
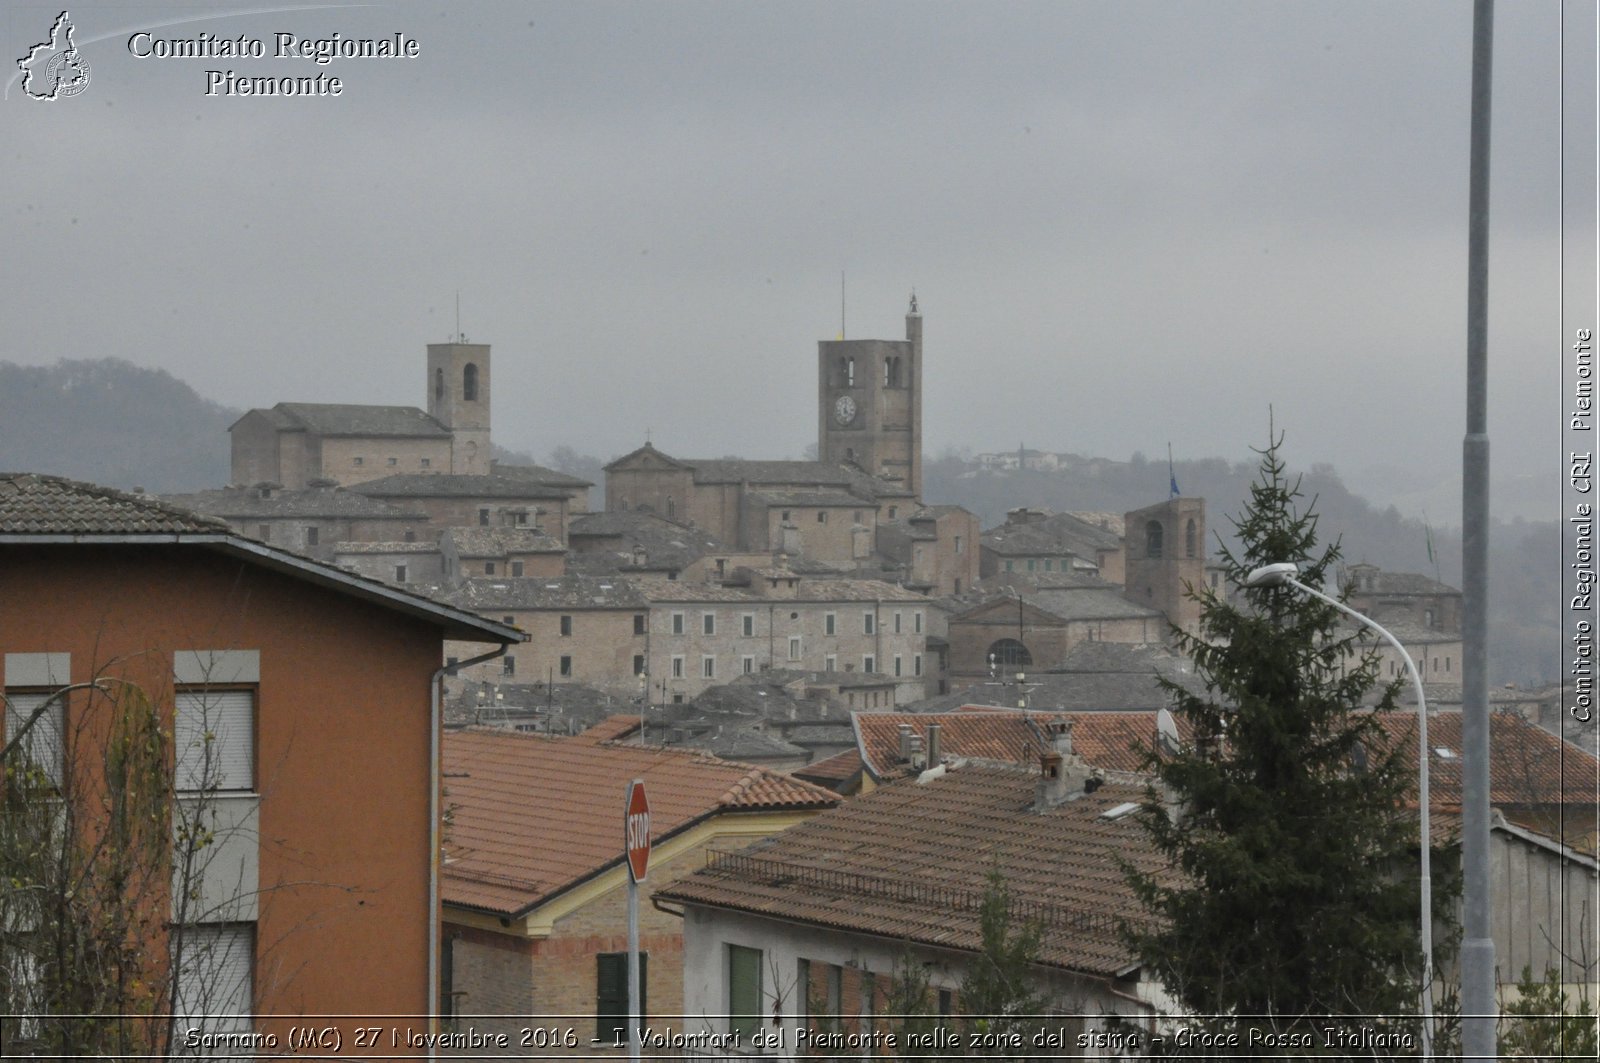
[1244,562,1300,588]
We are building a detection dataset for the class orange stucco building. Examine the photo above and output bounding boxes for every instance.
[0,474,521,1054]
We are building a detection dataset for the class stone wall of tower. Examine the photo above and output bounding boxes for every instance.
[816,302,922,500]
[1122,497,1207,634]
[426,342,492,475]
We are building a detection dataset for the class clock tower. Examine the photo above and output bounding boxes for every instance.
[817,296,923,499]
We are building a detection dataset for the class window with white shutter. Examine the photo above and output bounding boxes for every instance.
[175,691,255,792]
[3,692,63,790]
[173,924,254,1044]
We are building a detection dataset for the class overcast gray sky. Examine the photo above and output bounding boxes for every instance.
[5,1,1591,520]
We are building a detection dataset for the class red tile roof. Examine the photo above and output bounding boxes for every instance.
[443,729,839,917]
[1369,710,1599,812]
[657,765,1167,978]
[855,710,1172,780]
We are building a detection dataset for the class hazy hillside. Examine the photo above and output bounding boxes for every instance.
[924,450,1559,688]
[0,360,238,493]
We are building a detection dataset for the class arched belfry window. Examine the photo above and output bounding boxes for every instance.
[1185,518,1197,558]
[434,367,445,403]
[1146,520,1164,559]
[987,638,1032,669]
[463,363,479,402]
[838,356,855,388]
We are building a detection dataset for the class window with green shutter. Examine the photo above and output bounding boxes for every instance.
[727,945,762,1038]
[596,952,646,1043]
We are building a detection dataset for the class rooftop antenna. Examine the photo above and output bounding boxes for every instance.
[454,291,462,343]
[840,270,846,340]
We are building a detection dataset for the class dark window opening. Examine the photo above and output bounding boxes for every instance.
[463,362,479,401]
[1146,520,1164,559]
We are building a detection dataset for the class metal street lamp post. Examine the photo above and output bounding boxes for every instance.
[1244,562,1434,1057]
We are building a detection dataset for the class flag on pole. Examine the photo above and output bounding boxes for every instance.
[1167,443,1180,498]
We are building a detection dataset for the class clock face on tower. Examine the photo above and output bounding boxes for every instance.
[834,394,857,425]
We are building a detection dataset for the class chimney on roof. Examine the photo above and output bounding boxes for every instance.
[632,545,648,567]
[897,724,914,762]
[926,723,943,767]
[1034,717,1094,811]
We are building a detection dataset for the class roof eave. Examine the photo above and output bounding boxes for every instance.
[1,532,525,644]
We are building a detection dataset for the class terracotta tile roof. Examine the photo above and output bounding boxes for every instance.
[0,473,233,535]
[855,710,1169,781]
[442,526,565,556]
[656,767,1166,978]
[439,575,649,611]
[269,402,451,438]
[572,714,645,744]
[165,484,424,520]
[1369,710,1599,812]
[442,729,839,917]
[794,749,864,785]
[350,473,572,499]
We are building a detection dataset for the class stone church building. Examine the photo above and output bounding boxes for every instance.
[230,341,493,488]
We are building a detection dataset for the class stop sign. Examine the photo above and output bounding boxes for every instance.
[624,779,651,883]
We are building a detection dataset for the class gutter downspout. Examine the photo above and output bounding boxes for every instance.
[429,643,512,1056]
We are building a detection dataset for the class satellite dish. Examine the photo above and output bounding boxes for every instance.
[1156,707,1182,758]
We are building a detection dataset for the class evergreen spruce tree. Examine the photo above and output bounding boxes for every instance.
[1123,435,1447,1055]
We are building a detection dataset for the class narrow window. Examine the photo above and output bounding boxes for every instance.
[671,656,684,679]
[395,564,408,583]
[863,612,875,635]
[502,656,516,676]
[560,615,573,637]
[511,560,524,577]
[634,615,647,636]
[560,656,572,677]
[484,562,496,576]
[742,656,755,675]
[434,367,445,402]
[596,952,646,1043]
[825,613,836,636]
[1146,520,1164,559]
[914,654,923,676]
[728,946,763,1038]
[893,612,902,634]
[702,656,715,679]
[463,362,479,401]
[893,655,903,677]
[1185,518,1197,559]
[633,655,645,676]
[741,614,755,637]
[824,655,836,672]
[817,511,827,524]
[703,613,716,636]
[888,506,898,519]
[863,655,876,673]
[914,612,924,634]
[788,637,802,661]
[478,508,490,527]
[672,612,684,635]
[305,526,319,548]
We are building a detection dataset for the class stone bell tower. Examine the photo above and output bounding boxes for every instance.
[426,341,491,475]
[817,295,922,499]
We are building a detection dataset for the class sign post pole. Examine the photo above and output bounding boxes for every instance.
[624,779,651,1063]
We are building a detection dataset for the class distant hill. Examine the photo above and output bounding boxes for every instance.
[0,359,238,493]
